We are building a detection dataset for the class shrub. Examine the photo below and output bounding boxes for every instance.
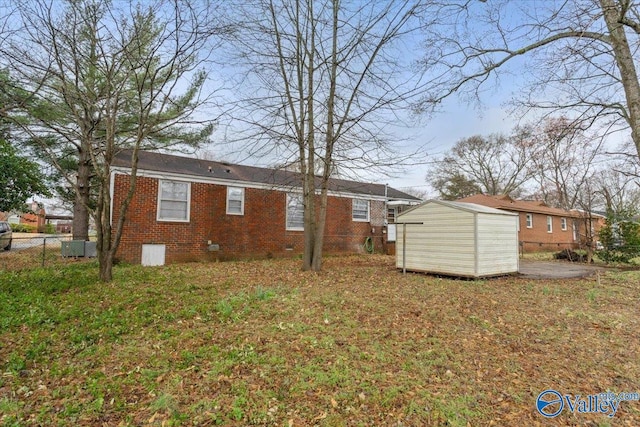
[598,217,640,264]
[39,223,56,234]
[9,223,37,233]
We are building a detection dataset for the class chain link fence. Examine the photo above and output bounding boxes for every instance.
[0,235,96,271]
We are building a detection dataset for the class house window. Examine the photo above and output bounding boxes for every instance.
[226,187,244,215]
[286,193,304,230]
[547,216,553,233]
[526,213,533,228]
[352,199,370,222]
[561,217,567,231]
[157,180,190,222]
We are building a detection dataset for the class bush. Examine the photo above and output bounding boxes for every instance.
[598,217,640,264]
[554,249,586,262]
[38,223,56,234]
[9,223,37,233]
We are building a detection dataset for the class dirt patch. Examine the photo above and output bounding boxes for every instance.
[519,259,604,279]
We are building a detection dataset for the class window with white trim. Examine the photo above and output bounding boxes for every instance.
[547,216,553,233]
[561,217,567,231]
[157,180,190,222]
[286,193,304,230]
[525,213,533,228]
[226,187,244,215]
[352,199,370,221]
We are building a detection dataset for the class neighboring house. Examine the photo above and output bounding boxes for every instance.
[458,194,604,252]
[111,150,420,265]
[45,214,74,234]
[1,201,46,231]
[21,202,47,230]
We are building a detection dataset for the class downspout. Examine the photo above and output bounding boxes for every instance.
[109,170,116,228]
[384,183,388,208]
[384,183,388,254]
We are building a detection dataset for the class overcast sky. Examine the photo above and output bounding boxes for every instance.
[383,101,517,194]
[198,0,540,197]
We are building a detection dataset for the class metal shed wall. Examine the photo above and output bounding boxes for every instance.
[396,200,518,277]
[476,213,519,276]
[396,202,477,276]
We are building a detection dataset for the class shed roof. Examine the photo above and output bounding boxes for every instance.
[398,199,519,219]
[112,150,420,201]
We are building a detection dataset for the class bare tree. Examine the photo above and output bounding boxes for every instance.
[1,0,219,281]
[574,177,602,263]
[599,165,640,217]
[222,0,423,271]
[527,116,605,210]
[416,0,640,163]
[426,131,534,198]
[428,171,481,201]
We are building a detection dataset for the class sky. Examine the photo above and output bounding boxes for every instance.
[200,0,636,197]
[206,87,521,198]
[23,0,636,214]
[196,0,543,198]
[381,102,517,194]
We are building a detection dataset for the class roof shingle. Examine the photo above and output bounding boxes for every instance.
[457,194,587,218]
[112,150,420,201]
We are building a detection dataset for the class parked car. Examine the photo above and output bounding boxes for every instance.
[0,221,12,251]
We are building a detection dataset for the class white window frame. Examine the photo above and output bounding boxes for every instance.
[157,180,190,222]
[226,187,245,215]
[352,199,370,222]
[561,217,567,231]
[526,213,533,228]
[547,216,553,233]
[286,193,304,231]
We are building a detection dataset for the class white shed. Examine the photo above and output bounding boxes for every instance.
[396,200,519,278]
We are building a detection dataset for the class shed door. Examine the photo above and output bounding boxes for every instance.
[141,244,166,266]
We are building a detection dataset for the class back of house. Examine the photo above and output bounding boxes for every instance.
[111,151,420,265]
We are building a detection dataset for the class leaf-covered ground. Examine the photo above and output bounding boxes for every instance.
[1,255,639,426]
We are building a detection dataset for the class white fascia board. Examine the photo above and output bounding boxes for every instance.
[387,200,421,206]
[111,166,395,202]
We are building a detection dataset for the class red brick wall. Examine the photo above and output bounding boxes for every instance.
[113,173,388,264]
[20,208,46,230]
[516,212,602,252]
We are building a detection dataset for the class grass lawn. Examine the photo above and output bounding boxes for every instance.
[1,255,640,426]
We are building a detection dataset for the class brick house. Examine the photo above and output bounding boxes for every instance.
[458,194,604,252]
[111,151,420,264]
[2,201,46,231]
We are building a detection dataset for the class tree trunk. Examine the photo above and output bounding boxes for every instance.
[73,147,91,241]
[600,0,640,159]
[302,184,315,271]
[96,167,112,282]
[301,0,316,272]
[98,250,112,282]
[309,0,338,272]
[311,188,328,271]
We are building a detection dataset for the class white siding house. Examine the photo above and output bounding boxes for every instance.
[396,200,519,278]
